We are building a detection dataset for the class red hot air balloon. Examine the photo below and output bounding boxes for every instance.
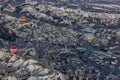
[10,46,18,55]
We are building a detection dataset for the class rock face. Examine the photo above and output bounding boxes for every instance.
[0,50,65,80]
[0,22,17,41]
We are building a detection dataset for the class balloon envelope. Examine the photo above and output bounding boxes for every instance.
[10,46,18,54]
[85,33,94,42]
[11,6,16,12]
[116,31,120,39]
[20,17,27,22]
[63,6,68,10]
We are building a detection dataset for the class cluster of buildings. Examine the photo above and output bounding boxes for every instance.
[0,0,120,80]
[1,0,120,27]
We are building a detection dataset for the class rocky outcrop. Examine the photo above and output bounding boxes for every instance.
[0,50,66,80]
[0,22,17,41]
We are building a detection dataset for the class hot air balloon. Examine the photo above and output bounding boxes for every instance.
[10,45,18,55]
[85,33,94,42]
[63,5,68,12]
[63,6,68,10]
[116,31,120,39]
[19,17,27,23]
[11,6,16,12]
